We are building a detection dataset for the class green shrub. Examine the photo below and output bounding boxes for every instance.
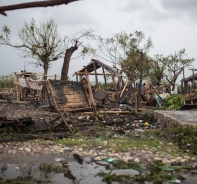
[0,74,15,88]
[166,94,184,110]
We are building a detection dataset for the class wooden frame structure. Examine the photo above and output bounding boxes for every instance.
[14,72,56,102]
[74,59,122,91]
[181,72,197,94]
[73,59,123,103]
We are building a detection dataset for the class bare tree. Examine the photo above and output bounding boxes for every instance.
[0,0,78,16]
[61,29,95,80]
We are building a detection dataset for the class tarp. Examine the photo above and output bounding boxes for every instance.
[154,93,170,107]
[19,78,43,90]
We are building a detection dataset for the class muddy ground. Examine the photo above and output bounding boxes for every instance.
[0,99,197,183]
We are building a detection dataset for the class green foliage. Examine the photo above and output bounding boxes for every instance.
[194,89,197,97]
[99,81,114,91]
[1,19,67,76]
[164,49,194,87]
[119,31,153,80]
[0,74,15,88]
[166,94,184,110]
[96,171,131,183]
[131,162,185,183]
[148,54,167,86]
[170,126,197,148]
[151,123,197,154]
[167,49,194,70]
[89,31,153,81]
[0,176,50,184]
[96,163,185,184]
[112,160,145,173]
[39,163,67,173]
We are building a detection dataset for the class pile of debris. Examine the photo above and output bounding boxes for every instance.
[1,59,196,138]
[0,94,160,139]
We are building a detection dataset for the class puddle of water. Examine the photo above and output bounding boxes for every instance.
[0,160,197,184]
[0,161,138,184]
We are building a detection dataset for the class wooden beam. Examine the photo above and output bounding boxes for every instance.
[99,111,131,114]
[0,0,79,16]
[14,72,21,102]
[102,67,107,91]
[14,72,57,77]
[74,72,113,76]
[93,60,98,85]
[112,74,118,99]
[120,80,128,97]
[85,69,96,113]
[46,80,59,111]
[58,111,74,134]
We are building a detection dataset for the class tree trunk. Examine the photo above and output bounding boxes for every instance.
[135,51,144,113]
[0,0,78,16]
[41,62,49,99]
[61,45,78,80]
[43,62,49,80]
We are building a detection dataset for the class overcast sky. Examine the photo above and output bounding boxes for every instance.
[0,0,197,82]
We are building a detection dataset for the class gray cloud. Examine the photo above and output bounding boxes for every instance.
[160,0,197,21]
[118,0,168,26]
[119,0,197,25]
[0,0,197,79]
[161,0,197,9]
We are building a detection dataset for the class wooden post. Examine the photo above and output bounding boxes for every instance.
[120,80,128,97]
[135,92,138,114]
[14,73,20,102]
[184,81,188,94]
[85,69,96,113]
[192,69,195,89]
[44,82,52,110]
[136,50,144,113]
[93,60,98,85]
[112,74,118,100]
[58,111,74,134]
[181,81,184,94]
[102,67,107,91]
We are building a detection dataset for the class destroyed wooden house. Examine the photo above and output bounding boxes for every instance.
[13,61,156,113]
[181,71,197,106]
[14,72,57,102]
[73,59,124,105]
[72,59,156,111]
[0,61,159,136]
[181,72,197,94]
[74,59,122,87]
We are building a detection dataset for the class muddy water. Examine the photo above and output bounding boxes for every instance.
[52,161,139,184]
[0,161,138,184]
[0,160,197,184]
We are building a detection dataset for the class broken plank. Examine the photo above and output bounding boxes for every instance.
[99,111,131,114]
[0,133,68,142]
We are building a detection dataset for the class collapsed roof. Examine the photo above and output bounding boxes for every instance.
[74,59,122,78]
